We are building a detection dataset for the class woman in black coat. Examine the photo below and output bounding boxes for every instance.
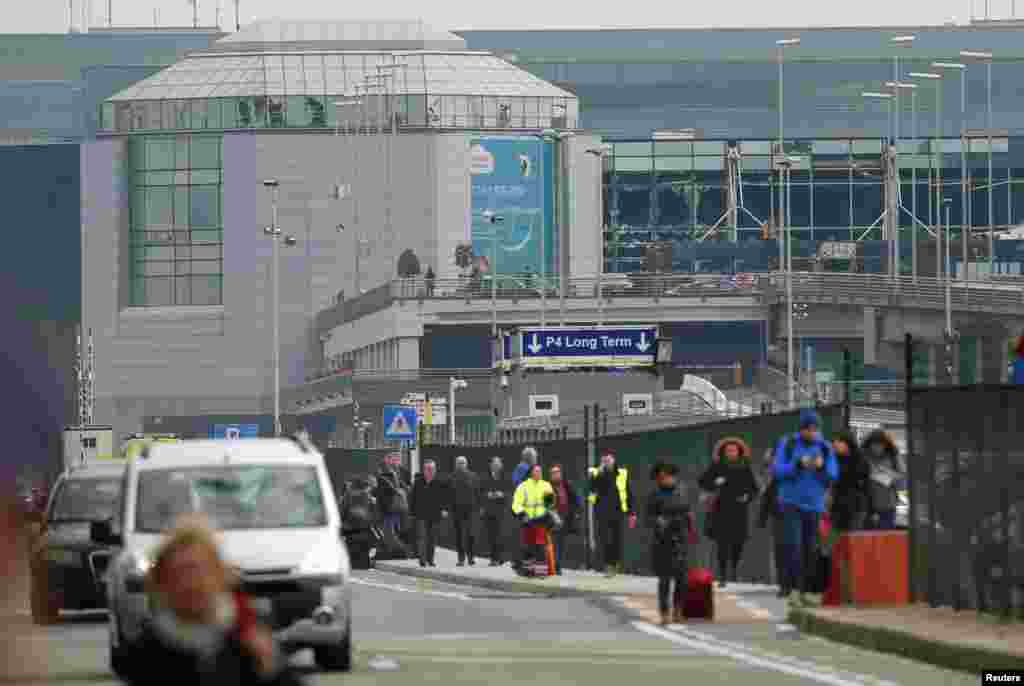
[830,431,870,532]
[698,437,759,587]
[645,461,693,625]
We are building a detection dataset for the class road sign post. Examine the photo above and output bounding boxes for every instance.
[383,405,418,442]
[519,326,659,369]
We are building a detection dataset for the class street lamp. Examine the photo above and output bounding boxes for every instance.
[481,210,505,337]
[889,35,915,277]
[263,179,298,437]
[449,377,467,444]
[776,37,800,270]
[944,197,953,335]
[932,62,967,282]
[909,71,943,280]
[863,92,895,274]
[961,50,994,278]
[337,223,369,295]
[887,81,919,281]
[793,303,810,391]
[586,144,611,325]
[775,154,801,408]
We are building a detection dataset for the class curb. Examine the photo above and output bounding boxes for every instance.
[374,560,639,601]
[787,607,1024,674]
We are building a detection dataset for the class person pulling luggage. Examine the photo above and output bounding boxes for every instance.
[645,461,695,625]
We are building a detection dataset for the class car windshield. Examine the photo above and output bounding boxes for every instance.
[49,478,121,523]
[135,465,327,533]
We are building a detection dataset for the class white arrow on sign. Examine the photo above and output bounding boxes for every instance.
[527,334,543,354]
[636,332,651,353]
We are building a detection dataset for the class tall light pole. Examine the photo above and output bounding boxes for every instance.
[910,71,943,279]
[890,35,916,277]
[863,91,894,272]
[887,81,919,280]
[933,62,967,281]
[337,223,369,296]
[776,37,800,270]
[449,377,467,444]
[587,145,611,325]
[944,198,953,334]
[776,155,800,408]
[482,211,505,337]
[961,50,994,278]
[263,179,298,437]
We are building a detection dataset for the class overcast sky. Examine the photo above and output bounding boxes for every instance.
[10,0,1014,33]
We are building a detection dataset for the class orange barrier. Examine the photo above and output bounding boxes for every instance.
[823,531,909,606]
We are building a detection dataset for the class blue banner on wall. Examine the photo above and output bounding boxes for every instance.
[470,136,554,278]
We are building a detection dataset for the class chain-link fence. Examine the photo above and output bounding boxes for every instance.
[907,382,1024,618]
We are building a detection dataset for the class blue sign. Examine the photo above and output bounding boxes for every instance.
[470,136,555,278]
[520,327,659,368]
[210,424,259,439]
[383,405,418,441]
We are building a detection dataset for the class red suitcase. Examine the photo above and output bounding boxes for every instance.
[678,567,715,620]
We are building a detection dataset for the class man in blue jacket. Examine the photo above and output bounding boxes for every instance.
[773,408,838,604]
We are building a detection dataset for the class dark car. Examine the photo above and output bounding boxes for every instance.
[30,462,125,624]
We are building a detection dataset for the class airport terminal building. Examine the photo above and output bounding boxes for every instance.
[7,19,1024,446]
[81,21,606,442]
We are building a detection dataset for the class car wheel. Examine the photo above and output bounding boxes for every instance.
[313,620,352,672]
[29,576,59,625]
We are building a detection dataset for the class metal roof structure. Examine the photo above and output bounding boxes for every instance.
[108,20,574,102]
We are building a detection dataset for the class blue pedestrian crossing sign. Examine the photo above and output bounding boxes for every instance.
[383,405,417,440]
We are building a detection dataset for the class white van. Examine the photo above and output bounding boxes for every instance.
[92,435,352,675]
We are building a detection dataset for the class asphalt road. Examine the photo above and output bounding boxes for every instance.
[0,568,978,686]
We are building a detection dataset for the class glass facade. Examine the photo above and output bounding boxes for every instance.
[603,136,1022,272]
[127,134,224,307]
[102,52,577,134]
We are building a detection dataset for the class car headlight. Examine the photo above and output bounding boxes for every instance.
[297,545,343,578]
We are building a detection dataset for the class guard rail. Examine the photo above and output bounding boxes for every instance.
[766,272,1024,315]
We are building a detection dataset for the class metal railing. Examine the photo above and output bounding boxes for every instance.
[317,270,1024,333]
[769,272,1024,315]
[391,272,761,302]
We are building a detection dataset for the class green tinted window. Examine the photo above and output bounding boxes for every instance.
[128,134,224,307]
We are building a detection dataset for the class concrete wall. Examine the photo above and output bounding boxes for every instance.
[499,370,664,420]
[82,130,478,441]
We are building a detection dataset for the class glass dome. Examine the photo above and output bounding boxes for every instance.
[102,20,578,133]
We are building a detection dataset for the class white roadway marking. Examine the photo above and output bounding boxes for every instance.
[349,577,471,601]
[633,621,875,686]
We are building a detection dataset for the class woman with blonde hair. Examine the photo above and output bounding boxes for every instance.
[118,514,305,685]
[698,437,759,587]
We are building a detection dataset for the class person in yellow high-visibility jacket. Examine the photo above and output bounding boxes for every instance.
[587,450,636,576]
[511,464,556,575]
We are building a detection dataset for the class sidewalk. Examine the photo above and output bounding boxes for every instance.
[789,603,1024,674]
[375,548,780,623]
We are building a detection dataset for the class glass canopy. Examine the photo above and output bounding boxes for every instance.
[103,50,578,133]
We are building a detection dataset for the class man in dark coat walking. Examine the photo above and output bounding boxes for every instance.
[374,452,412,558]
[479,456,511,566]
[409,460,449,567]
[449,456,480,566]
